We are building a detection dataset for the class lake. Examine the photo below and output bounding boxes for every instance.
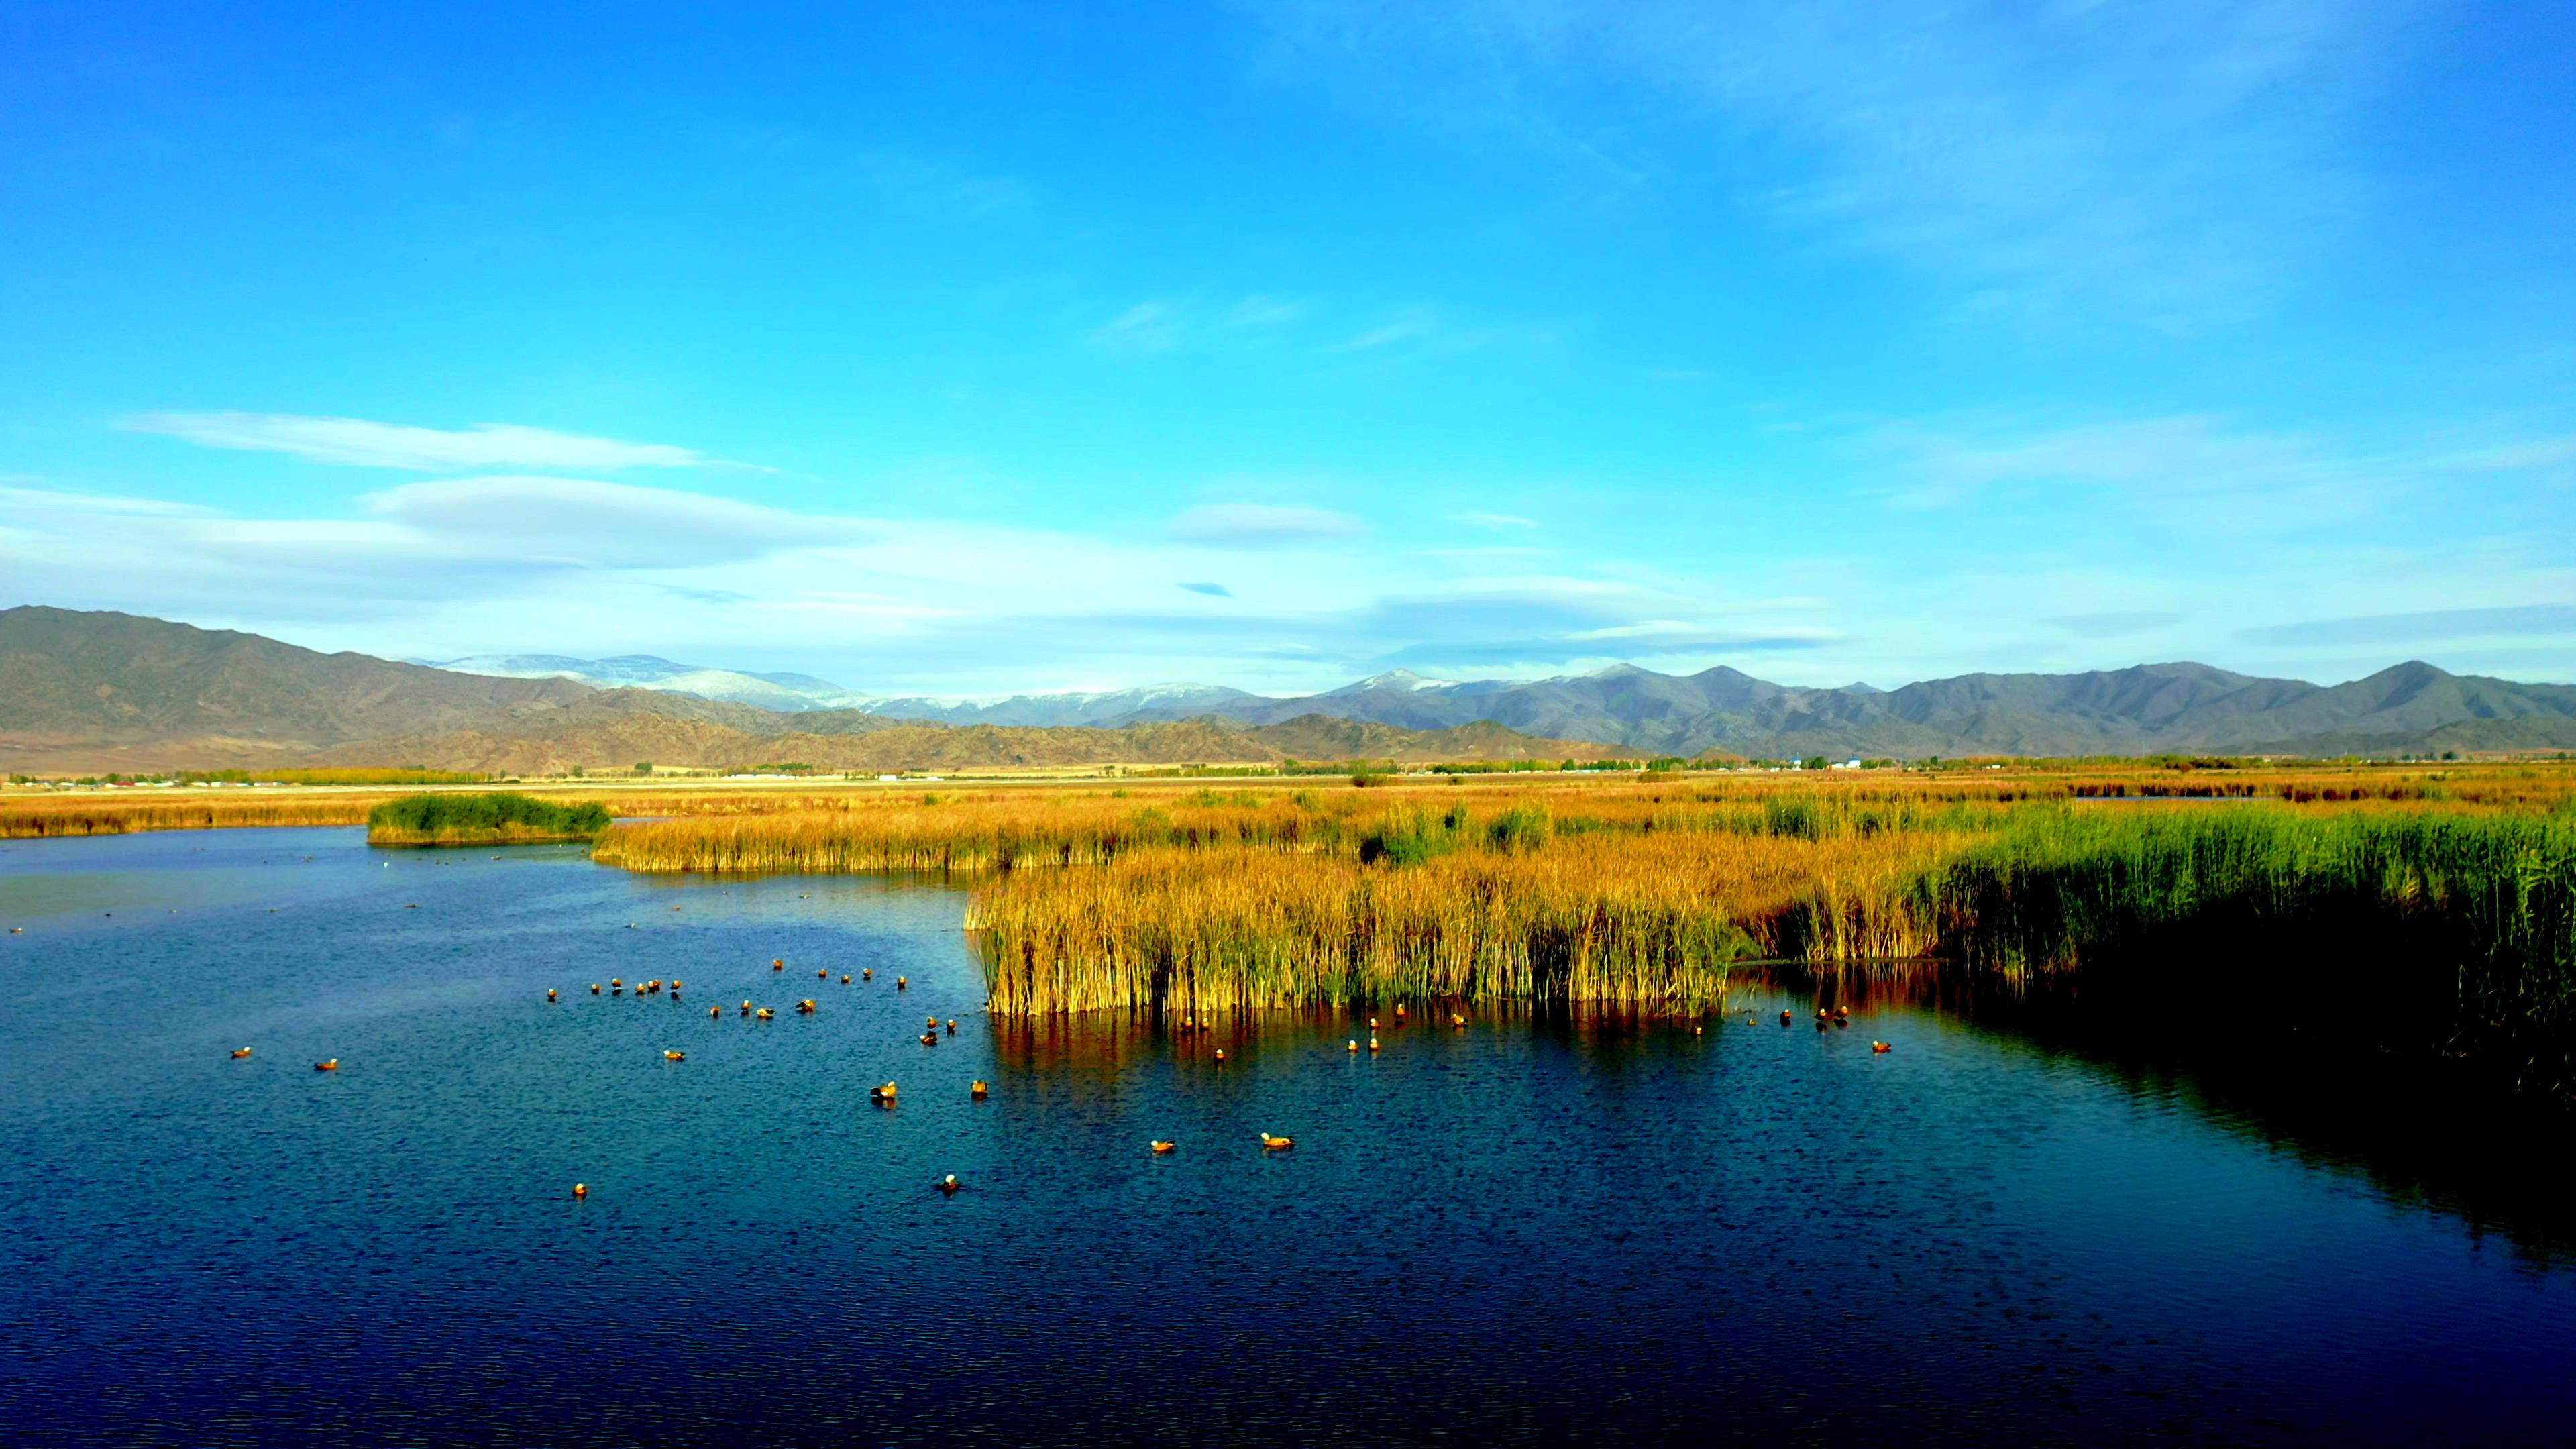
[3,826,2571,1446]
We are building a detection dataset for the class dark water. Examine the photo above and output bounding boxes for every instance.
[2,828,2571,1447]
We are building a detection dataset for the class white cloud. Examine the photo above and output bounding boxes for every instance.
[121,411,713,471]
[1450,511,1538,529]
[364,476,876,567]
[1166,502,1366,547]
[1252,0,2397,328]
[1088,301,1185,355]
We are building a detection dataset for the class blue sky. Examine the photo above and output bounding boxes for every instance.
[3,1,2572,696]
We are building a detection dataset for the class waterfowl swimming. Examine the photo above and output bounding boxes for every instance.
[1368,1037,1381,1052]
[313,1059,338,1071]
[547,989,557,1002]
[773,959,784,971]
[1779,1010,1792,1025]
[572,1183,588,1198]
[1450,1014,1466,1028]
[664,1051,685,1063]
[971,1079,989,1099]
[919,1032,938,1045]
[1260,1133,1293,1150]
[592,984,601,994]
[1150,1140,1176,1154]
[945,1018,957,1034]
[818,969,828,978]
[230,1047,252,1059]
[938,1174,959,1195]
[612,979,623,988]
[798,999,816,1014]
[927,1016,940,1029]
[1693,1026,1705,1036]
[841,974,851,984]
[1833,1006,1850,1022]
[756,1008,774,1020]
[1213,1049,1226,1063]
[1348,1040,1360,1053]
[741,1000,753,1014]
[896,976,908,989]
[1367,1017,1379,1030]
[1395,1003,1407,1018]
[869,1082,897,1103]
[710,1006,720,1018]
[1872,1040,1892,1053]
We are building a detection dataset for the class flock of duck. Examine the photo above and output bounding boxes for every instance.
[223,942,1894,1197]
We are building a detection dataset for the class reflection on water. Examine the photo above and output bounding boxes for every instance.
[2,827,2572,1447]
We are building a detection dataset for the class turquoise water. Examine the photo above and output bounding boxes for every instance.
[2,826,2571,1446]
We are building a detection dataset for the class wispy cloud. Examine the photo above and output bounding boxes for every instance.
[1227,294,1306,328]
[121,411,716,471]
[1450,511,1538,529]
[1088,301,1185,355]
[2239,604,2576,648]
[364,476,877,567]
[2046,611,2185,640]
[1179,580,1234,597]
[1250,0,2399,328]
[1166,503,1365,547]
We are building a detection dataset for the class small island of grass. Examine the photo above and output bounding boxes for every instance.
[366,792,612,847]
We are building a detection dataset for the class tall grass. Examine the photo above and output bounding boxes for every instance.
[366,792,612,845]
[1923,807,2576,1097]
[969,830,1955,1017]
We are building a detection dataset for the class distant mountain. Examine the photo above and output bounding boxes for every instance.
[0,607,746,771]
[863,683,1258,728]
[1101,659,2576,757]
[319,712,1610,777]
[0,610,1601,773]
[10,607,2574,771]
[427,653,880,713]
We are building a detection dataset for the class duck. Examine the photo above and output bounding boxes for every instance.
[741,1000,753,1014]
[756,1008,774,1021]
[1150,1140,1177,1155]
[592,984,601,995]
[1778,1009,1792,1025]
[927,1016,940,1030]
[1833,1006,1850,1022]
[1368,1037,1381,1052]
[841,975,851,985]
[869,1082,898,1104]
[1693,1025,1705,1036]
[918,1032,938,1046]
[798,999,816,1014]
[1367,1016,1379,1030]
[671,979,682,991]
[896,976,908,989]
[945,1018,957,1034]
[938,1174,960,1195]
[710,1006,720,1018]
[1260,1133,1293,1150]
[663,1050,685,1063]
[1395,1003,1407,1018]
[572,1183,588,1199]
[313,1059,339,1071]
[547,989,557,1002]
[611,978,623,989]
[1348,1040,1360,1053]
[970,1079,989,1099]
[818,969,828,979]
[773,959,784,971]
[230,1047,252,1059]
[1872,1040,1892,1054]
[1213,1049,1226,1063]
[1450,1013,1466,1028]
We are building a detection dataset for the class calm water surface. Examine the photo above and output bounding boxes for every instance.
[2,828,2571,1446]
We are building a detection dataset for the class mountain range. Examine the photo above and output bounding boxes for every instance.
[6,606,2575,772]
[420,647,2576,760]
[0,608,1606,773]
